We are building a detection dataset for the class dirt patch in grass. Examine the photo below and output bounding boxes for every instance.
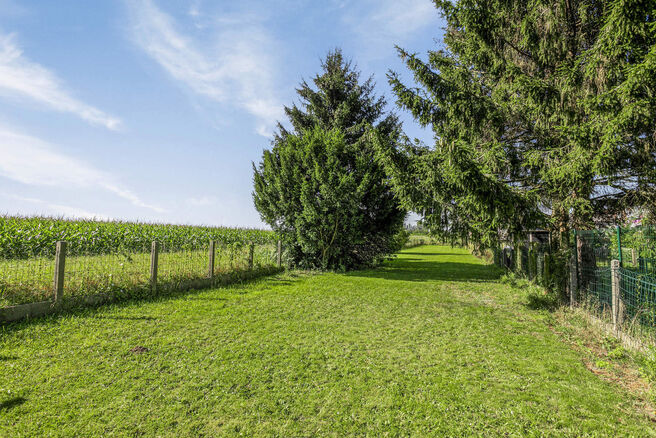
[548,308,656,421]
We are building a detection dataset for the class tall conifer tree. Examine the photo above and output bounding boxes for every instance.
[375,0,656,248]
[253,50,406,269]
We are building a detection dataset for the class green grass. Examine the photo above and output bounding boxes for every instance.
[1,246,654,436]
[404,233,441,248]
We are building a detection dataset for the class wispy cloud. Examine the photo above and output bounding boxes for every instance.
[0,125,163,212]
[186,195,216,207]
[340,0,440,59]
[1,193,112,220]
[366,0,438,38]
[126,0,283,137]
[0,33,122,130]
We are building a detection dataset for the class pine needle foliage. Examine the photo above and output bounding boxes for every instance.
[253,50,406,270]
[376,0,656,248]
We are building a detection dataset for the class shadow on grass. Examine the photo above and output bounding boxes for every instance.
[182,296,229,302]
[349,260,502,283]
[0,355,18,361]
[93,315,158,321]
[0,397,26,412]
[401,252,473,257]
[525,292,560,312]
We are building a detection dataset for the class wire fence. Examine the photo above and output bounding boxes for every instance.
[0,251,53,306]
[0,239,282,311]
[619,268,656,328]
[494,225,656,338]
[494,234,552,287]
[64,242,152,302]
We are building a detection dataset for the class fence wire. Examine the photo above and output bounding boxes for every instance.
[1,239,281,309]
[619,268,656,328]
[491,226,656,332]
[159,242,210,291]
[0,251,53,306]
[576,229,614,315]
[65,242,151,300]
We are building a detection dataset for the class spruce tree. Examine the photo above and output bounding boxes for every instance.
[375,0,656,248]
[253,50,406,269]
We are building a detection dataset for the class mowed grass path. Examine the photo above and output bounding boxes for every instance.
[1,246,654,436]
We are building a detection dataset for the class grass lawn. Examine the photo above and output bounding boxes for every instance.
[1,245,655,436]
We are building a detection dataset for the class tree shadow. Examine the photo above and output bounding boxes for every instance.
[525,292,560,312]
[0,355,18,361]
[401,252,473,257]
[182,296,229,302]
[93,315,158,321]
[349,260,502,283]
[0,397,26,412]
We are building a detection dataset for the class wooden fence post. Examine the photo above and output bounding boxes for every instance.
[611,259,621,331]
[150,241,159,293]
[277,240,282,268]
[631,248,637,265]
[208,240,216,279]
[53,241,67,304]
[248,242,254,269]
[569,250,578,308]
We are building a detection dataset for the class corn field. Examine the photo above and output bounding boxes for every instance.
[0,215,277,259]
[0,216,280,308]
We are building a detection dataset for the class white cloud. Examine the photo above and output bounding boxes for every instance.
[2,194,112,220]
[340,0,440,59]
[0,125,163,212]
[186,196,216,207]
[367,0,438,38]
[0,33,122,130]
[188,0,201,18]
[126,0,283,137]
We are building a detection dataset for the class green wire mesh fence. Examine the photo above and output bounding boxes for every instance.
[618,268,656,328]
[494,226,656,334]
[576,229,614,315]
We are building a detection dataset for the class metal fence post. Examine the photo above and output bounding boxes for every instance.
[208,240,216,279]
[575,229,583,290]
[277,240,282,268]
[150,241,159,293]
[611,259,620,330]
[569,249,578,307]
[616,226,623,267]
[248,242,255,269]
[53,241,67,304]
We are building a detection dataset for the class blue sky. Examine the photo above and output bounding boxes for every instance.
[0,0,444,228]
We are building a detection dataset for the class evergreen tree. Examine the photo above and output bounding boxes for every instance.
[375,0,656,248]
[253,50,406,269]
